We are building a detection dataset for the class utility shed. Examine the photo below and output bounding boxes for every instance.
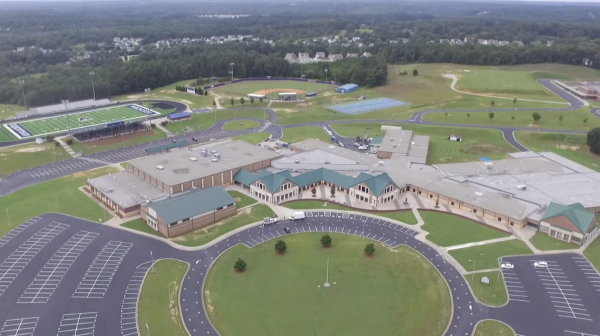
[141,187,236,237]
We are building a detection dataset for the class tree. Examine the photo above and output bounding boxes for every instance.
[250,97,255,105]
[511,115,515,122]
[212,100,216,106]
[320,234,332,247]
[54,141,60,147]
[259,97,263,103]
[412,69,418,76]
[364,243,375,256]
[491,100,495,107]
[330,185,336,197]
[513,98,517,105]
[466,113,470,118]
[587,128,600,154]
[311,187,317,197]
[240,97,245,105]
[204,90,208,96]
[274,240,287,253]
[150,123,156,129]
[233,258,247,272]
[444,112,449,118]
[489,111,494,121]
[532,112,541,123]
[584,117,588,125]
[65,138,73,145]
[559,115,563,123]
[230,97,234,106]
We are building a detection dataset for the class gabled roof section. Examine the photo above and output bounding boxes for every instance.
[234,170,295,193]
[355,172,397,196]
[541,202,596,234]
[233,169,260,186]
[147,187,235,224]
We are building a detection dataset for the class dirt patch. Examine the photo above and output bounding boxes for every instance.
[205,290,214,314]
[82,130,156,147]
[15,146,45,153]
[556,144,580,151]
[273,108,298,113]
[126,95,143,99]
[252,88,307,95]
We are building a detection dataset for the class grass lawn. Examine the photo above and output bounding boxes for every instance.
[231,132,270,145]
[204,233,451,336]
[424,108,600,131]
[222,120,259,130]
[69,129,166,155]
[529,232,578,251]
[0,167,117,237]
[515,132,600,172]
[0,142,71,176]
[584,228,600,270]
[280,126,331,143]
[228,190,257,208]
[121,218,164,237]
[172,204,275,247]
[466,271,508,306]
[0,129,14,141]
[473,320,515,336]
[164,109,268,135]
[120,162,128,169]
[420,211,509,247]
[138,259,189,336]
[449,240,533,271]
[283,200,418,224]
[331,123,517,164]
[212,80,336,99]
[112,79,215,109]
[0,104,25,120]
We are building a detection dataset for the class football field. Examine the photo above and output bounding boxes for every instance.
[3,104,160,139]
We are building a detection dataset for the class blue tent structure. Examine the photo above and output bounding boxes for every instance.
[335,84,359,93]
[167,112,191,121]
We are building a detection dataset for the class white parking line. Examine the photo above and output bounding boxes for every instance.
[57,312,97,336]
[564,330,600,336]
[0,217,41,249]
[0,317,39,336]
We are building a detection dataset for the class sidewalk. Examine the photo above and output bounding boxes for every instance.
[55,136,77,158]
[446,236,516,251]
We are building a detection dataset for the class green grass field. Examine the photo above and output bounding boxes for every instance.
[122,218,164,237]
[529,232,579,251]
[584,226,600,270]
[227,190,257,208]
[172,204,275,247]
[449,240,533,271]
[112,79,215,109]
[420,212,510,247]
[283,200,418,224]
[0,129,14,141]
[515,132,600,172]
[222,120,259,130]
[69,128,166,155]
[164,109,268,135]
[0,142,71,176]
[204,233,451,336]
[331,123,517,164]
[467,271,508,306]
[0,104,25,120]
[212,80,337,99]
[280,126,331,143]
[473,320,515,336]
[231,132,270,144]
[424,108,600,131]
[138,259,189,336]
[0,167,116,237]
[4,104,161,139]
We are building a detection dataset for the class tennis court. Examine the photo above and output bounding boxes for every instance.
[3,104,160,139]
[326,98,410,114]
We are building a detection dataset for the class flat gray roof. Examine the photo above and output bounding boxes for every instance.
[88,171,166,208]
[272,148,371,171]
[508,151,541,159]
[378,129,413,155]
[131,140,281,186]
[406,135,430,162]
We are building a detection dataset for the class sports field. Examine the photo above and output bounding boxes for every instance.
[2,104,160,139]
[212,80,337,99]
[455,69,563,101]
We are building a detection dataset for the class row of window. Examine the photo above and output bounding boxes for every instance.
[357,185,369,193]
[383,186,394,194]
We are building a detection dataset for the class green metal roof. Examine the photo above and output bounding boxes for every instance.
[541,202,596,234]
[232,170,259,186]
[147,187,235,225]
[145,140,188,155]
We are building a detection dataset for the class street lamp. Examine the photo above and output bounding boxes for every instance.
[18,80,28,110]
[144,88,151,108]
[469,259,476,281]
[230,63,235,82]
[325,69,329,83]
[266,76,271,100]
[89,71,96,100]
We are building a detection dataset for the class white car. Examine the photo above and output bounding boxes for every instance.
[353,142,359,147]
[500,262,514,269]
[338,142,344,147]
[534,261,548,268]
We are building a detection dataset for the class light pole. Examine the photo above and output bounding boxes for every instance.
[89,71,96,100]
[266,76,271,100]
[301,74,306,97]
[150,251,153,264]
[261,223,264,241]
[62,100,70,130]
[324,256,330,287]
[144,88,151,108]
[5,208,10,227]
[230,62,235,82]
[145,322,150,336]
[469,259,476,281]
[325,69,329,83]
[18,80,28,110]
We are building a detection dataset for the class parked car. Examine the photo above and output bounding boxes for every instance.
[283,227,292,234]
[191,137,198,141]
[263,217,278,225]
[500,262,514,269]
[534,261,548,268]
[358,145,367,150]
[210,138,216,141]
[353,142,359,147]
[338,141,344,147]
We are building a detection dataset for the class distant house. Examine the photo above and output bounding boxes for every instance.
[362,52,372,57]
[298,52,310,60]
[285,53,298,63]
[346,53,359,58]
[315,51,326,59]
[540,202,599,245]
[498,40,510,46]
[513,41,524,47]
[329,54,344,61]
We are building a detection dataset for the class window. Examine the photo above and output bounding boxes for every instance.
[358,185,370,194]
[473,209,477,213]
[430,195,433,198]
[216,206,223,210]
[557,232,563,239]
[540,226,549,233]
[450,202,454,206]
[497,217,502,221]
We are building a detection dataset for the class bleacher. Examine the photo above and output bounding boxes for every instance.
[15,98,112,119]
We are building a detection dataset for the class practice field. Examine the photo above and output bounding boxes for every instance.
[3,104,161,139]
[455,69,563,101]
[211,80,336,99]
[204,232,451,336]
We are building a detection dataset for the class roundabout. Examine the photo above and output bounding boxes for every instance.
[203,232,451,336]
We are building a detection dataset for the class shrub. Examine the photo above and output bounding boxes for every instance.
[364,243,375,255]
[275,240,287,253]
[233,258,247,272]
[320,234,332,247]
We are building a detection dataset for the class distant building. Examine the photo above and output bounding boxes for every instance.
[362,52,372,57]
[315,51,327,59]
[329,54,344,61]
[335,83,359,93]
[346,53,359,58]
[539,202,599,245]
[284,53,298,63]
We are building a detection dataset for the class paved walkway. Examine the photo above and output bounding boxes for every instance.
[55,136,77,157]
[155,123,170,134]
[446,236,516,251]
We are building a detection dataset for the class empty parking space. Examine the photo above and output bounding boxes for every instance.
[0,217,41,249]
[0,317,39,336]
[72,241,133,299]
[121,261,153,336]
[502,269,529,303]
[571,255,600,294]
[57,312,97,336]
[19,231,99,303]
[0,223,69,297]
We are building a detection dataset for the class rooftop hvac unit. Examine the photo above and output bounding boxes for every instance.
[517,185,527,190]
[392,144,397,148]
[356,161,361,164]
[106,188,113,192]
[190,157,198,162]
[324,161,330,164]
[390,138,394,141]
[295,160,300,163]
[474,191,483,197]
[156,165,164,170]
